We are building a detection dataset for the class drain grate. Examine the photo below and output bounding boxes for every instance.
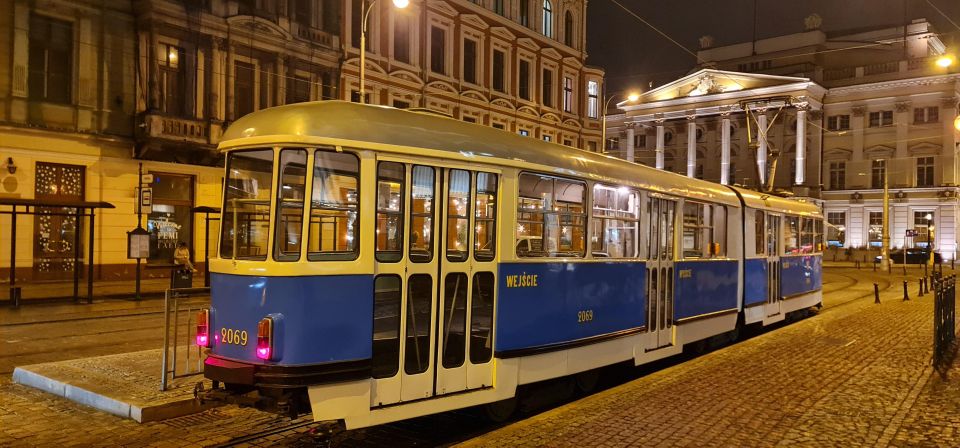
[163,408,227,428]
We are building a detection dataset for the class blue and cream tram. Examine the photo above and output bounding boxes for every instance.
[200,101,823,429]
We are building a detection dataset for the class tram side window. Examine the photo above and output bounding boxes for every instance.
[376,162,405,262]
[442,273,468,368]
[800,218,815,253]
[475,173,498,262]
[815,219,824,252]
[713,205,727,257]
[755,211,765,256]
[274,149,307,261]
[591,184,639,258]
[307,150,360,261]
[371,275,401,379]
[446,170,471,262]
[682,202,712,258]
[517,173,586,257]
[409,166,435,263]
[405,274,433,375]
[220,149,274,260]
[783,215,800,255]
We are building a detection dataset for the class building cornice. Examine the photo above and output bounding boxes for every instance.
[826,73,960,97]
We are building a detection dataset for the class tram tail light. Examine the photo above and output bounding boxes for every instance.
[196,309,210,347]
[256,317,274,360]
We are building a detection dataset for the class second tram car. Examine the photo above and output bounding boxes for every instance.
[200,101,823,429]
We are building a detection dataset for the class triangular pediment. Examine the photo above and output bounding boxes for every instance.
[634,69,821,105]
[429,0,459,17]
[460,14,489,30]
[490,27,517,42]
[540,48,563,61]
[516,37,540,52]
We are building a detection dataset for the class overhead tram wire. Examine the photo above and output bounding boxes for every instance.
[925,0,960,32]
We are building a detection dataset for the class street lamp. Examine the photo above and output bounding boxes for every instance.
[926,212,935,267]
[359,0,408,104]
[936,55,954,68]
[601,92,639,153]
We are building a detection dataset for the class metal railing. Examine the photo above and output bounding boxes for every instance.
[160,286,211,391]
[933,274,956,369]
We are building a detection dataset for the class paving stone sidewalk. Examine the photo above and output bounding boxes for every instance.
[459,275,955,447]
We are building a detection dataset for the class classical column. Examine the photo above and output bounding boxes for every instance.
[655,121,665,170]
[149,29,161,111]
[942,96,960,187]
[851,106,866,161]
[721,113,732,185]
[687,116,697,177]
[226,43,236,120]
[895,101,911,158]
[209,38,226,122]
[795,107,807,185]
[757,112,768,186]
[276,55,287,106]
[625,124,636,163]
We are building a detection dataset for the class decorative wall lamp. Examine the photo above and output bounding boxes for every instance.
[5,157,15,175]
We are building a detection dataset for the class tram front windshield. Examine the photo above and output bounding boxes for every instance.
[220,149,274,260]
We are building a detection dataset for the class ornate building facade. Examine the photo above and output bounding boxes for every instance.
[0,0,603,287]
[605,17,960,260]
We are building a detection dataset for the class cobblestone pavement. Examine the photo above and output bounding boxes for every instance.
[460,268,955,448]
[0,267,957,447]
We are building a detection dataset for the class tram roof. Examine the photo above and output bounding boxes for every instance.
[730,186,821,217]
[220,101,741,206]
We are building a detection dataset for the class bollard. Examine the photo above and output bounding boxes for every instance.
[873,260,877,272]
[903,281,909,301]
[919,278,924,297]
[874,283,880,304]
[10,287,20,309]
[924,277,929,295]
[856,260,861,270]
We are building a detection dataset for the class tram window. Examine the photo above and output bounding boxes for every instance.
[800,218,815,253]
[713,205,727,257]
[754,211,765,256]
[517,173,585,257]
[405,274,433,375]
[446,170,471,262]
[591,184,639,258]
[372,275,401,379]
[409,166,435,262]
[475,173,498,262]
[376,162,405,262]
[274,149,307,262]
[221,149,274,261]
[470,272,495,364]
[682,202,712,259]
[814,219,824,251]
[784,215,800,255]
[442,273,468,368]
[306,150,360,261]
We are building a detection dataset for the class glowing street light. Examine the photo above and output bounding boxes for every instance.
[936,55,954,68]
[360,0,409,104]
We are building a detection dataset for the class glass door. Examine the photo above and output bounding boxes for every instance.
[646,197,676,351]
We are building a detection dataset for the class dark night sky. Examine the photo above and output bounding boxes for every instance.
[587,0,960,94]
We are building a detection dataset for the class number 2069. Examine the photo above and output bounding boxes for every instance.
[577,310,594,323]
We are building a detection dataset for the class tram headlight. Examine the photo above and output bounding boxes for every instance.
[196,309,210,347]
[256,317,274,360]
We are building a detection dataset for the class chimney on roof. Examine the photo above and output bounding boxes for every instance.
[804,13,822,31]
[699,35,715,49]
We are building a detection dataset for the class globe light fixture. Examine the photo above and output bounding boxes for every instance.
[935,55,954,68]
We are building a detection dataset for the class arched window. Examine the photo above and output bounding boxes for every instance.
[564,11,574,47]
[542,0,553,38]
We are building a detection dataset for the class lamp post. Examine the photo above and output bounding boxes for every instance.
[359,0,408,104]
[881,159,890,273]
[600,92,639,153]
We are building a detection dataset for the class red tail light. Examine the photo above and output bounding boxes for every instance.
[196,309,210,347]
[256,317,274,360]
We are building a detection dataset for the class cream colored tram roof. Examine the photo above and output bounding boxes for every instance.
[730,186,821,217]
[220,101,740,207]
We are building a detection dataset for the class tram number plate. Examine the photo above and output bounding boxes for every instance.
[577,310,594,323]
[221,328,248,346]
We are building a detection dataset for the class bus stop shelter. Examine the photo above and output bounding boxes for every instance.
[0,198,115,307]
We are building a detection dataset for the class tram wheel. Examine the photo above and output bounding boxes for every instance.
[574,369,600,394]
[484,397,518,422]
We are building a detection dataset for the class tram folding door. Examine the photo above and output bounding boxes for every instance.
[646,197,677,351]
[764,214,783,324]
[370,161,497,408]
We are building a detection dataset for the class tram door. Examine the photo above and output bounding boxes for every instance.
[646,197,677,351]
[371,162,498,406]
[765,214,783,320]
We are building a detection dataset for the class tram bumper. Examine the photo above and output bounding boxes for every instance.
[204,356,255,385]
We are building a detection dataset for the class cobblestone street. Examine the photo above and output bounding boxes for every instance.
[0,266,957,447]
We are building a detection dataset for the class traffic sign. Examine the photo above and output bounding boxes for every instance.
[141,174,154,184]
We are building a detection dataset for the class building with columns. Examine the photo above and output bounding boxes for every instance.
[605,17,960,260]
